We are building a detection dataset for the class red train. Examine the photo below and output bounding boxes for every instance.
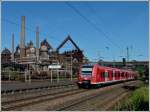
[77,63,137,88]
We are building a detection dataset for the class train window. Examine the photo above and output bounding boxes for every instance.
[108,72,111,78]
[101,72,105,78]
[121,72,124,77]
[125,73,128,77]
[118,72,120,78]
[81,66,93,75]
[115,72,117,77]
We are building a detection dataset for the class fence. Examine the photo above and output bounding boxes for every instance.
[1,68,75,83]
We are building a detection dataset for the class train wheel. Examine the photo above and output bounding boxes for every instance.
[84,84,91,89]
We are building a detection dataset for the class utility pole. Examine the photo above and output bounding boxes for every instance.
[127,47,129,62]
[70,53,73,81]
[130,45,133,60]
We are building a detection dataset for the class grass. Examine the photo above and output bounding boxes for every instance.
[115,86,149,111]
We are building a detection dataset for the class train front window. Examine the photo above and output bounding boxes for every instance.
[81,66,93,75]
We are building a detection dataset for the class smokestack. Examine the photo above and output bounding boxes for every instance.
[36,26,39,60]
[20,16,25,58]
[12,33,14,61]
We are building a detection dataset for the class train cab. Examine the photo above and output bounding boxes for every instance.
[77,64,94,88]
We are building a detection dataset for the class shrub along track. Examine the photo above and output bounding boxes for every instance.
[2,80,141,111]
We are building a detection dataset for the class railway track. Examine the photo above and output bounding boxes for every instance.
[58,87,129,111]
[55,81,141,111]
[2,88,87,111]
[2,83,76,95]
[2,80,140,111]
[2,84,77,104]
[2,84,76,103]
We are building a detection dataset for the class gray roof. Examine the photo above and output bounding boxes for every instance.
[1,48,11,55]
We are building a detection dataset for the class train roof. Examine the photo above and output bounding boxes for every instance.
[82,63,136,73]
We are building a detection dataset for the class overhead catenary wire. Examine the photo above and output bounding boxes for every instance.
[86,4,144,60]
[65,2,122,50]
[86,4,121,60]
[85,3,106,27]
[86,4,125,58]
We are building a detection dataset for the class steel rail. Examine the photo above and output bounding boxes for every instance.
[55,81,139,110]
[2,88,87,111]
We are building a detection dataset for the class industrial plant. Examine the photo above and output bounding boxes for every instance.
[1,16,148,82]
[1,16,87,81]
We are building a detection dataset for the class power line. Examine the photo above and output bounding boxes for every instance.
[86,4,122,60]
[86,4,133,57]
[65,2,122,50]
[85,3,105,26]
[86,4,145,60]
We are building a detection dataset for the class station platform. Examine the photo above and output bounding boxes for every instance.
[1,79,77,92]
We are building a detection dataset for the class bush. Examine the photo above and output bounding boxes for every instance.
[118,86,149,111]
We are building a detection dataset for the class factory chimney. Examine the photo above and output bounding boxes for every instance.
[12,33,14,61]
[36,26,39,61]
[20,16,25,59]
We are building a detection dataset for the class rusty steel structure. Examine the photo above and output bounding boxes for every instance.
[1,16,149,81]
[1,16,85,79]
[56,35,84,64]
[56,35,81,52]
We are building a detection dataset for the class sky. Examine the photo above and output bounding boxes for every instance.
[1,1,149,61]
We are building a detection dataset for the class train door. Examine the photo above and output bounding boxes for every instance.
[91,66,97,83]
[95,67,100,83]
[131,73,134,79]
[121,71,124,80]
[115,71,118,80]
[129,72,131,79]
[105,70,109,82]
[130,72,132,79]
[120,71,122,80]
[118,71,121,80]
[113,70,115,80]
[127,72,129,79]
[108,70,113,81]
[125,72,128,79]
[100,71,105,82]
